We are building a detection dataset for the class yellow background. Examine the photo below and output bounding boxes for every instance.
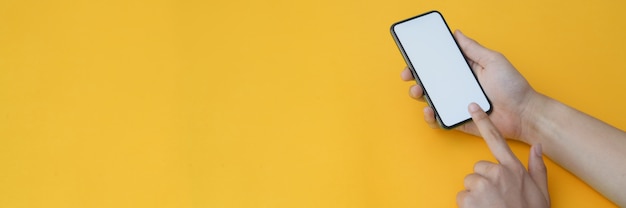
[1,0,624,207]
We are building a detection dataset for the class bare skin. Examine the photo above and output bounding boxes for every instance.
[458,103,549,208]
[401,30,626,206]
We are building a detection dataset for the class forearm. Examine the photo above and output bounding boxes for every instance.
[521,93,626,206]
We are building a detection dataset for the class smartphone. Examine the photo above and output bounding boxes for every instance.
[390,11,492,129]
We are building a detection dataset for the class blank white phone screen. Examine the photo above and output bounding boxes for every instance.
[392,11,491,128]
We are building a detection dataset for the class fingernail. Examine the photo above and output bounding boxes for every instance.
[533,143,543,157]
[468,103,481,113]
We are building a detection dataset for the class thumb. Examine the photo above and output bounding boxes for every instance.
[528,144,550,204]
[454,30,495,67]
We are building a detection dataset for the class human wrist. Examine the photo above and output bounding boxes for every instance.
[518,92,555,145]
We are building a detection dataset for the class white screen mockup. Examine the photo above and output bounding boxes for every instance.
[392,11,491,128]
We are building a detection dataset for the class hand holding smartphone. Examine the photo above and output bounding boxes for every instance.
[391,11,491,129]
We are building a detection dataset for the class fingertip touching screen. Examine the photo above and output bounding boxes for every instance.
[391,11,491,128]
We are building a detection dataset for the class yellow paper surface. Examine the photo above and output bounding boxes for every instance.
[1,0,624,207]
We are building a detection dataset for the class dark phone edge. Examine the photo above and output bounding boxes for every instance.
[389,10,493,130]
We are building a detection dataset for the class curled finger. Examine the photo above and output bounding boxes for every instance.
[400,67,414,81]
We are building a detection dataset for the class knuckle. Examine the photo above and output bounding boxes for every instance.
[456,191,471,207]
[515,166,527,176]
[456,191,464,200]
[474,177,489,190]
[473,161,491,172]
[472,162,481,172]
[456,193,464,207]
[537,163,547,174]
[491,165,504,179]
[505,163,526,177]
[463,174,471,187]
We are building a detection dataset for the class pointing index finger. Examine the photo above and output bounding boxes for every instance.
[468,103,518,165]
